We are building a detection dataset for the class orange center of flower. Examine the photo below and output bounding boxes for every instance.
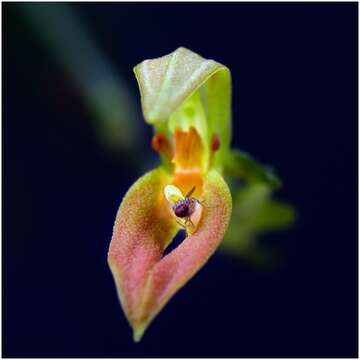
[152,127,220,197]
[171,127,203,196]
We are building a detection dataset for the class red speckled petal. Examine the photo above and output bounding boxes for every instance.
[108,168,232,341]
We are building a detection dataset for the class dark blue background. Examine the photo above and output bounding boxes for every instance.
[3,2,358,357]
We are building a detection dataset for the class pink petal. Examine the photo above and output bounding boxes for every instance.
[108,168,232,341]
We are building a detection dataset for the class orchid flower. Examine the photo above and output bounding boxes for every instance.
[108,47,293,342]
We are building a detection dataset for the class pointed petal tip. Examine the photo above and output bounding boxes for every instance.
[132,323,147,343]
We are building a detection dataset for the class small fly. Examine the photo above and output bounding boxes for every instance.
[164,185,202,232]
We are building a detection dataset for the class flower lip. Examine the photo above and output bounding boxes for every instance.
[108,168,232,341]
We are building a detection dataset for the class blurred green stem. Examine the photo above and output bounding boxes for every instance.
[19,3,142,152]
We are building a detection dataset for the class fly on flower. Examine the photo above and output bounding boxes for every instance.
[164,185,203,235]
[108,46,292,343]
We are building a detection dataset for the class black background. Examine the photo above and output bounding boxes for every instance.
[3,2,358,357]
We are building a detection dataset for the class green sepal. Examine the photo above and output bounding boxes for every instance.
[224,150,282,189]
[133,47,232,172]
[220,183,295,265]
